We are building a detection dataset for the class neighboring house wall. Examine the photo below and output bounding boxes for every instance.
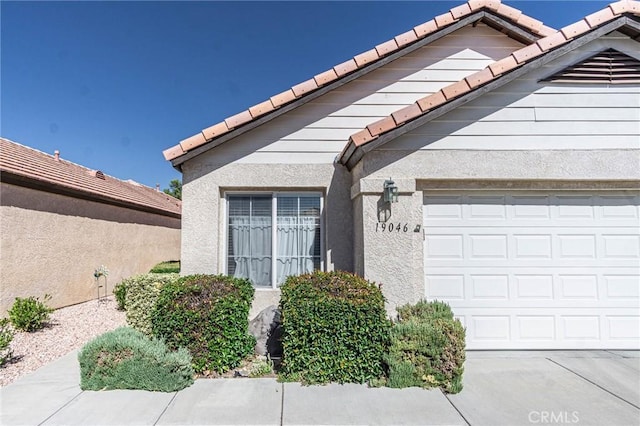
[351,34,640,312]
[180,23,524,316]
[0,182,181,314]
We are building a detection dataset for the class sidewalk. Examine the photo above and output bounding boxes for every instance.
[1,350,638,425]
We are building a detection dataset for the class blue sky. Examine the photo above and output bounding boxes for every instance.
[2,1,611,189]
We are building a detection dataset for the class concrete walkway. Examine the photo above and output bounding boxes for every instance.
[1,350,638,425]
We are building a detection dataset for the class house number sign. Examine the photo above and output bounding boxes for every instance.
[375,222,421,233]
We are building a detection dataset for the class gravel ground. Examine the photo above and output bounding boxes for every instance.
[0,297,126,387]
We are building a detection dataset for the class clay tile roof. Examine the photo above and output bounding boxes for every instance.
[339,0,640,167]
[1,138,181,217]
[164,0,557,162]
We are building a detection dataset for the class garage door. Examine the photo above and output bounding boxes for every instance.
[423,191,640,349]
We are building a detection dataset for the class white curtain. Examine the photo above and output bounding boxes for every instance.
[229,216,271,286]
[276,216,317,284]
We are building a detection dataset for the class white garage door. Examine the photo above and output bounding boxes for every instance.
[423,191,640,349]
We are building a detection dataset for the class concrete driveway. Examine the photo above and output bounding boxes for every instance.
[1,349,638,425]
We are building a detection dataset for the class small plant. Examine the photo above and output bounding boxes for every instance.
[113,281,127,311]
[0,318,14,366]
[149,261,180,274]
[279,271,391,385]
[151,274,255,374]
[250,356,274,377]
[8,295,54,332]
[78,327,194,392]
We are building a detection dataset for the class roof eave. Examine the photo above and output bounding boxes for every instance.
[170,9,546,169]
[1,169,182,219]
[339,15,640,170]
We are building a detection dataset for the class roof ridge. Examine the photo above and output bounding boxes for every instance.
[340,0,640,157]
[164,0,556,161]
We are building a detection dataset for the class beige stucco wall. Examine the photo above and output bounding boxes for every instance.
[0,183,181,315]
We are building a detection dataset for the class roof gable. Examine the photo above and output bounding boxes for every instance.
[164,0,556,166]
[0,138,181,218]
[338,0,640,169]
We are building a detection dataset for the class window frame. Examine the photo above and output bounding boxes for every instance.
[223,191,325,289]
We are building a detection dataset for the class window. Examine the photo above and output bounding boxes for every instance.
[226,193,322,288]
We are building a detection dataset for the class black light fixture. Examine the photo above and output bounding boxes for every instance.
[383,179,399,203]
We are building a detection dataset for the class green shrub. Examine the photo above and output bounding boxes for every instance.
[123,273,179,335]
[113,281,127,311]
[78,327,194,392]
[0,318,14,366]
[279,271,391,385]
[151,274,255,374]
[149,261,180,274]
[385,300,465,393]
[8,295,54,332]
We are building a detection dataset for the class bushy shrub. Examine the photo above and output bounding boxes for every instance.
[279,271,391,384]
[385,300,465,393]
[151,274,255,374]
[113,281,127,311]
[0,318,14,366]
[8,295,54,332]
[149,261,180,274]
[123,273,180,335]
[78,327,194,392]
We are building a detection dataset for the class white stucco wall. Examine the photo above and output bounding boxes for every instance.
[0,183,181,314]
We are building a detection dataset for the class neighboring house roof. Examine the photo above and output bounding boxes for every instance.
[164,0,557,165]
[338,0,640,169]
[0,138,181,218]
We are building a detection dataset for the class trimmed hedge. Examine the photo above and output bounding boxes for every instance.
[123,273,180,336]
[78,327,194,392]
[385,300,465,393]
[279,271,391,384]
[149,261,180,274]
[151,274,255,374]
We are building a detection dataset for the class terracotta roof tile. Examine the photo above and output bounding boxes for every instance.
[367,116,397,137]
[2,138,181,216]
[163,144,185,161]
[314,69,339,86]
[435,12,457,28]
[225,110,253,129]
[441,79,472,100]
[561,19,592,39]
[391,103,423,125]
[395,30,419,47]
[609,0,638,14]
[416,91,448,112]
[249,99,276,118]
[413,19,438,37]
[375,39,400,57]
[350,129,376,146]
[585,7,616,27]
[202,122,230,140]
[511,43,543,64]
[179,133,207,152]
[489,54,519,76]
[354,49,380,67]
[465,67,494,88]
[270,89,297,108]
[538,25,558,37]
[165,0,560,161]
[536,31,568,51]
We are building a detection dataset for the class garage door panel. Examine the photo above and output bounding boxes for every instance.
[424,191,640,349]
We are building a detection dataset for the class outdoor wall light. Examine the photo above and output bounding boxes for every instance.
[383,179,399,203]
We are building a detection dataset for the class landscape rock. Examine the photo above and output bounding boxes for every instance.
[249,305,283,357]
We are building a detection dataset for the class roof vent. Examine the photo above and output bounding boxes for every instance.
[87,170,106,180]
[54,150,60,161]
[542,49,640,84]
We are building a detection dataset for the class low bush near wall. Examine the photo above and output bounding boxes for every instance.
[8,295,54,332]
[385,300,465,393]
[149,260,180,274]
[151,274,255,374]
[279,271,390,384]
[0,318,14,366]
[113,282,127,311]
[78,327,193,392]
[123,273,180,336]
